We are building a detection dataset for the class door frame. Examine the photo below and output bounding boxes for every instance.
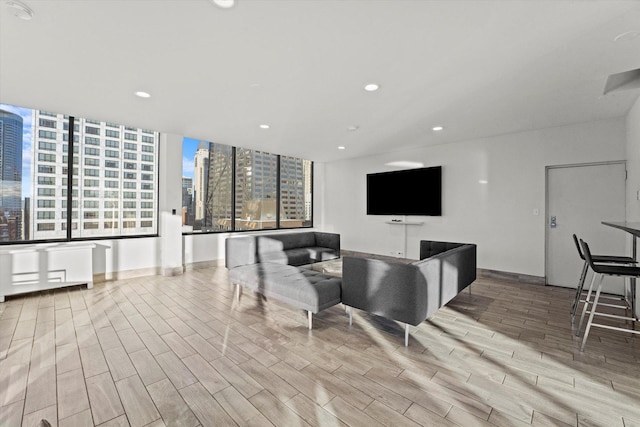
[544,160,626,286]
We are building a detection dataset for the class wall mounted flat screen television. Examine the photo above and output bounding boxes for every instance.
[367,166,442,216]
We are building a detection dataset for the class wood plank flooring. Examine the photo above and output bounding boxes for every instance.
[1,267,640,426]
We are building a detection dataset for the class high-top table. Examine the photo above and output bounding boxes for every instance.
[602,221,640,317]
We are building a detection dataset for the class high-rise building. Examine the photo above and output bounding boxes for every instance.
[280,156,308,221]
[0,109,23,241]
[31,111,159,239]
[205,143,232,231]
[193,141,209,222]
[181,176,193,226]
[189,142,312,231]
[234,148,278,229]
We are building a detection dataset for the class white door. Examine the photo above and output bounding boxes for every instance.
[546,162,627,294]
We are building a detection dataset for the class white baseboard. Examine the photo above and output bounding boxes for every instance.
[93,259,225,283]
[183,259,225,271]
[93,266,159,283]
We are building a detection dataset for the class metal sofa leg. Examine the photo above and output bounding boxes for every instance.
[235,283,241,304]
[405,323,410,347]
[349,307,353,325]
[308,311,312,330]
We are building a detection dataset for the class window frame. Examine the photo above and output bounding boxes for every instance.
[0,110,161,246]
[181,145,314,236]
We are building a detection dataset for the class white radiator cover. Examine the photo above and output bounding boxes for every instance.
[0,242,95,302]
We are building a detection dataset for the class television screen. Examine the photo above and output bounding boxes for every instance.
[367,166,442,216]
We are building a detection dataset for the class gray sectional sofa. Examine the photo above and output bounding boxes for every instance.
[225,232,342,329]
[225,231,340,269]
[342,240,476,346]
[225,233,476,345]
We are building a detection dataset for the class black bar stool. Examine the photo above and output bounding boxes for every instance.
[571,234,634,321]
[578,239,640,351]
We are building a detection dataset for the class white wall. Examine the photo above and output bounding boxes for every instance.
[92,237,159,278]
[321,118,626,277]
[93,133,184,278]
[625,96,640,318]
[158,133,184,275]
[626,97,640,222]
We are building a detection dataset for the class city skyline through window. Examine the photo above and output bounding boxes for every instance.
[181,138,313,233]
[0,102,159,243]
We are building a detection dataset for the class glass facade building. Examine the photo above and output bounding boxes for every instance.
[182,139,313,233]
[0,109,24,241]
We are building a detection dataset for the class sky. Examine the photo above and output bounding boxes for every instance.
[182,136,202,181]
[0,103,33,199]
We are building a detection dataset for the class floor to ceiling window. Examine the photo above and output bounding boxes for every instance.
[0,102,160,243]
[181,137,313,234]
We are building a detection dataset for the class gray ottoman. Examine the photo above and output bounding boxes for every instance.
[229,262,342,329]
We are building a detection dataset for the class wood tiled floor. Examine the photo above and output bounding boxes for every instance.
[2,267,640,427]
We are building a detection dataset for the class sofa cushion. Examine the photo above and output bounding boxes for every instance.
[256,233,316,253]
[259,248,311,266]
[229,263,342,313]
[255,236,285,254]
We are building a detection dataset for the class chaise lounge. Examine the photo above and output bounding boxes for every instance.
[225,232,342,328]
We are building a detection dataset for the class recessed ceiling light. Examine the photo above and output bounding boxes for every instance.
[364,84,379,92]
[338,146,346,150]
[478,180,488,184]
[259,124,270,129]
[6,1,33,20]
[134,91,151,98]
[614,31,640,42]
[432,126,444,131]
[347,125,359,132]
[211,0,236,9]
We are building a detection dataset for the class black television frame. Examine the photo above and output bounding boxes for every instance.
[366,166,442,216]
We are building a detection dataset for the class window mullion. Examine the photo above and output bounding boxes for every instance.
[66,116,75,240]
[276,155,281,229]
[231,147,236,232]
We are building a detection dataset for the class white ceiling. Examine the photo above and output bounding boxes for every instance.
[1,0,639,163]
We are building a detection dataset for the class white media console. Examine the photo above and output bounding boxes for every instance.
[0,242,95,302]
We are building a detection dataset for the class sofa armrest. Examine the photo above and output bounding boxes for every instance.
[419,240,466,260]
[314,232,340,253]
[225,236,257,269]
[342,257,427,326]
[413,244,476,313]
